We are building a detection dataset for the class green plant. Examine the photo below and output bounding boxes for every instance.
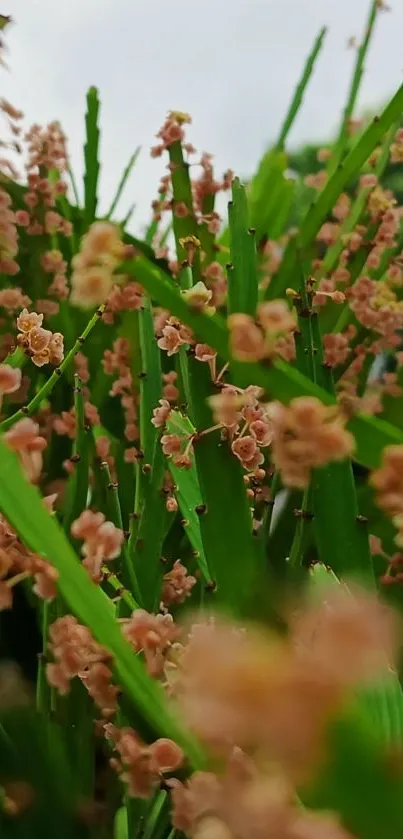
[1,3,403,838]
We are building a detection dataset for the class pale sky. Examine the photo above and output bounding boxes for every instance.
[3,0,403,232]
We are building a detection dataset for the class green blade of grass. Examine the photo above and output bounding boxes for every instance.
[131,443,171,612]
[83,86,101,230]
[0,439,204,766]
[68,165,81,208]
[275,27,327,151]
[248,149,288,242]
[0,708,78,839]
[99,460,141,604]
[328,0,380,175]
[186,357,266,614]
[167,141,264,613]
[228,178,258,316]
[309,309,373,581]
[166,411,213,585]
[138,297,162,466]
[62,374,90,539]
[168,140,200,278]
[302,706,403,839]
[106,146,141,220]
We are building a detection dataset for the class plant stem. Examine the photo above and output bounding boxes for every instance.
[0,305,106,431]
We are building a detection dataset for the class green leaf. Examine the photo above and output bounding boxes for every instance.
[0,439,204,766]
[228,178,258,316]
[138,297,162,466]
[62,374,90,539]
[83,86,101,229]
[131,443,170,612]
[167,139,200,278]
[0,707,78,839]
[303,707,403,839]
[308,310,373,582]
[186,358,265,613]
[166,411,213,584]
[275,27,327,151]
[106,146,141,220]
[328,0,380,175]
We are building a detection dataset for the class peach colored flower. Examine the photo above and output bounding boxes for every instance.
[122,609,180,677]
[249,419,273,447]
[3,418,46,483]
[161,433,183,456]
[0,364,21,395]
[106,723,183,798]
[228,314,266,362]
[16,308,43,333]
[157,323,186,356]
[231,435,260,467]
[257,300,295,336]
[268,397,355,489]
[48,332,64,365]
[162,560,197,606]
[151,398,172,428]
[71,265,114,309]
[28,326,52,354]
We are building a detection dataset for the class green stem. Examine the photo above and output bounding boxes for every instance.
[276,27,327,151]
[288,488,313,569]
[328,0,379,175]
[100,460,141,606]
[0,305,105,431]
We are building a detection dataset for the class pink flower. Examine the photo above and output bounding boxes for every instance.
[16,308,43,333]
[122,609,180,677]
[4,418,46,483]
[161,434,183,456]
[231,436,259,466]
[151,399,172,428]
[157,324,185,356]
[162,560,196,606]
[228,314,266,362]
[0,364,21,395]
[249,419,272,447]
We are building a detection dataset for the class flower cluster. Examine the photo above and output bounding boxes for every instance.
[105,723,183,798]
[228,300,296,363]
[121,609,180,677]
[71,509,124,583]
[4,417,47,483]
[46,615,118,716]
[268,397,355,488]
[0,362,21,410]
[162,560,197,607]
[16,308,64,367]
[170,752,350,839]
[0,188,19,274]
[70,221,132,308]
[175,587,396,776]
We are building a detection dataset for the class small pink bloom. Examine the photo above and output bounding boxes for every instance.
[161,434,182,456]
[166,496,178,513]
[151,399,172,428]
[16,308,43,333]
[0,364,21,394]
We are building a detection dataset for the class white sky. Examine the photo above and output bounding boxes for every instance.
[3,0,403,232]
